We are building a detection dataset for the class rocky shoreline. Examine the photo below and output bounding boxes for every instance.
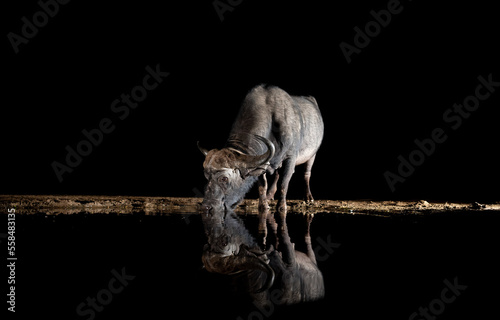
[1,195,499,216]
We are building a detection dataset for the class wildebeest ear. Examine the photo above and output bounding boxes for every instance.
[237,168,249,178]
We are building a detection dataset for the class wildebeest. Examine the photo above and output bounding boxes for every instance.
[198,84,324,213]
[201,207,325,308]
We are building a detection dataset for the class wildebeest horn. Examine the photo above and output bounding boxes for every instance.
[241,255,275,293]
[229,246,275,293]
[197,141,209,156]
[228,135,275,167]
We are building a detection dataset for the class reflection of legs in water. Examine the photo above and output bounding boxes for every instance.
[257,205,268,247]
[267,211,279,251]
[258,206,280,251]
[304,213,317,265]
[257,174,270,248]
[276,210,296,266]
[275,212,316,266]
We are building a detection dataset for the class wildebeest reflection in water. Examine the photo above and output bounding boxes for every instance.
[201,206,325,308]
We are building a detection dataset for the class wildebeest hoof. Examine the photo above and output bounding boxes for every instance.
[278,202,287,214]
[258,204,270,213]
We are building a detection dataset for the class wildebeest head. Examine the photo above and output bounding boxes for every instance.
[198,134,275,211]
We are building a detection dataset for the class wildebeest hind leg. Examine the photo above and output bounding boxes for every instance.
[304,154,316,202]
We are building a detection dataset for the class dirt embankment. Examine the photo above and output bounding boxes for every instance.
[1,195,499,216]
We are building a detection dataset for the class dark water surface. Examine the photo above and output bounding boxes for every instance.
[10,210,500,320]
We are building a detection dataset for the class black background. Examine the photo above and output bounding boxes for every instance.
[2,0,499,201]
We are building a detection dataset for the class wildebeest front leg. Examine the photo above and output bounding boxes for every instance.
[258,173,269,212]
[278,157,296,215]
[266,171,279,201]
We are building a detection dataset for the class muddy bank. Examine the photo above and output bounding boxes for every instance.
[1,195,499,215]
